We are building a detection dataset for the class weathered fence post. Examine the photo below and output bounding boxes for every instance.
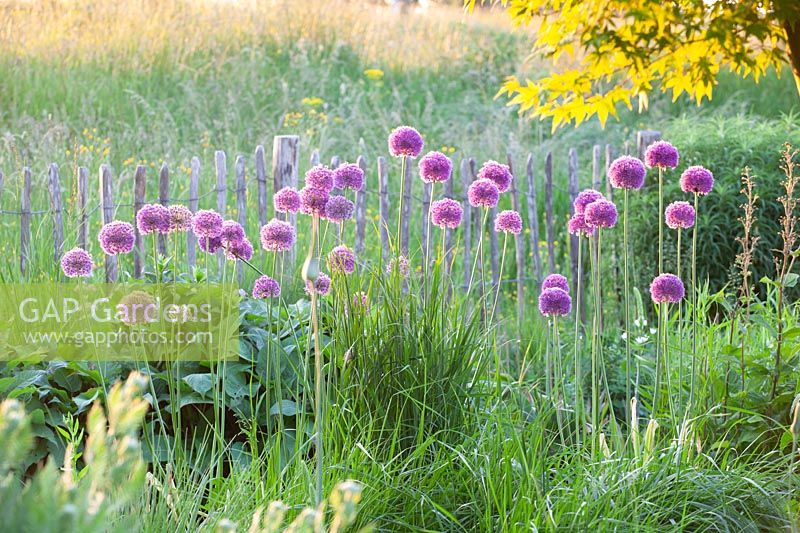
[48,164,65,266]
[187,157,200,270]
[235,155,247,284]
[525,154,541,284]
[133,165,146,278]
[272,136,299,282]
[460,159,472,290]
[544,152,555,274]
[508,151,525,324]
[158,163,169,256]
[215,151,227,272]
[636,130,661,161]
[355,155,367,255]
[77,167,89,250]
[568,148,580,304]
[255,145,268,227]
[592,145,602,191]
[20,167,31,276]
[605,144,615,199]
[310,150,320,166]
[400,157,413,255]
[100,165,117,282]
[377,156,390,261]
[330,155,340,169]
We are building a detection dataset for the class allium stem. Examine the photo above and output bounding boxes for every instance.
[589,234,599,456]
[623,189,632,426]
[573,236,583,447]
[396,155,407,255]
[307,214,324,505]
[677,228,683,416]
[654,303,662,419]
[489,233,508,324]
[658,167,664,274]
[689,192,699,414]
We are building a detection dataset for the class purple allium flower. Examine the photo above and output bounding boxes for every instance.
[418,151,452,183]
[60,247,94,278]
[542,273,569,293]
[538,287,571,317]
[680,165,714,195]
[494,210,523,234]
[252,275,281,299]
[324,195,355,223]
[573,189,605,214]
[220,220,245,245]
[645,141,679,169]
[299,186,330,216]
[567,213,594,237]
[305,272,331,296]
[136,203,170,235]
[665,201,696,229]
[225,238,254,261]
[192,209,224,239]
[584,199,618,229]
[608,156,646,190]
[351,291,369,308]
[478,160,513,193]
[98,221,135,255]
[260,219,296,252]
[650,273,685,304]
[274,186,302,213]
[168,205,193,233]
[328,245,356,275]
[199,235,223,254]
[388,126,424,158]
[467,178,500,208]
[333,163,365,191]
[305,165,334,192]
[386,255,410,278]
[430,198,463,229]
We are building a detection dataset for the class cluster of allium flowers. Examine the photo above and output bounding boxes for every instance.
[478,160,512,193]
[192,209,224,239]
[199,236,223,254]
[538,287,571,317]
[274,186,302,213]
[98,221,135,255]
[305,165,334,192]
[650,273,685,304]
[252,275,281,299]
[584,199,618,229]
[388,126,424,158]
[542,273,569,292]
[573,189,604,214]
[61,247,94,278]
[220,220,245,245]
[386,255,410,278]
[167,205,192,233]
[225,238,253,261]
[305,272,331,296]
[328,245,356,274]
[468,178,500,208]
[567,213,594,237]
[645,140,679,169]
[680,165,714,195]
[260,219,296,252]
[324,195,355,223]
[430,199,463,229]
[418,151,452,183]
[333,163,365,191]
[495,210,522,234]
[299,186,329,216]
[136,203,170,235]
[665,201,696,229]
[607,156,646,190]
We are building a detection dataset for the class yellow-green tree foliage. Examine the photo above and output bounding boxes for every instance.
[469,1,800,130]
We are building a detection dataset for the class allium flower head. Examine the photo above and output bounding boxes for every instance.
[388,126,424,158]
[252,275,280,299]
[328,245,356,275]
[168,205,193,232]
[274,186,302,213]
[574,189,604,214]
[260,219,296,252]
[386,255,410,278]
[584,199,618,229]
[495,210,523,234]
[568,213,594,237]
[333,163,365,191]
[467,178,500,208]
[98,221,135,255]
[299,186,330,216]
[430,198,463,229]
[199,235,223,254]
[478,160,513,193]
[305,165,334,192]
[351,291,369,309]
[665,201,696,229]
[538,287,571,317]
[418,151,452,183]
[608,156,646,190]
[542,273,569,293]
[192,209,224,239]
[136,203,170,235]
[324,195,355,223]
[645,141,679,169]
[220,220,245,245]
[61,247,94,278]
[225,238,253,261]
[305,272,331,296]
[650,273,685,304]
[680,165,714,195]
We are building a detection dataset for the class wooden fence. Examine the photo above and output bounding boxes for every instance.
[8,129,662,319]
